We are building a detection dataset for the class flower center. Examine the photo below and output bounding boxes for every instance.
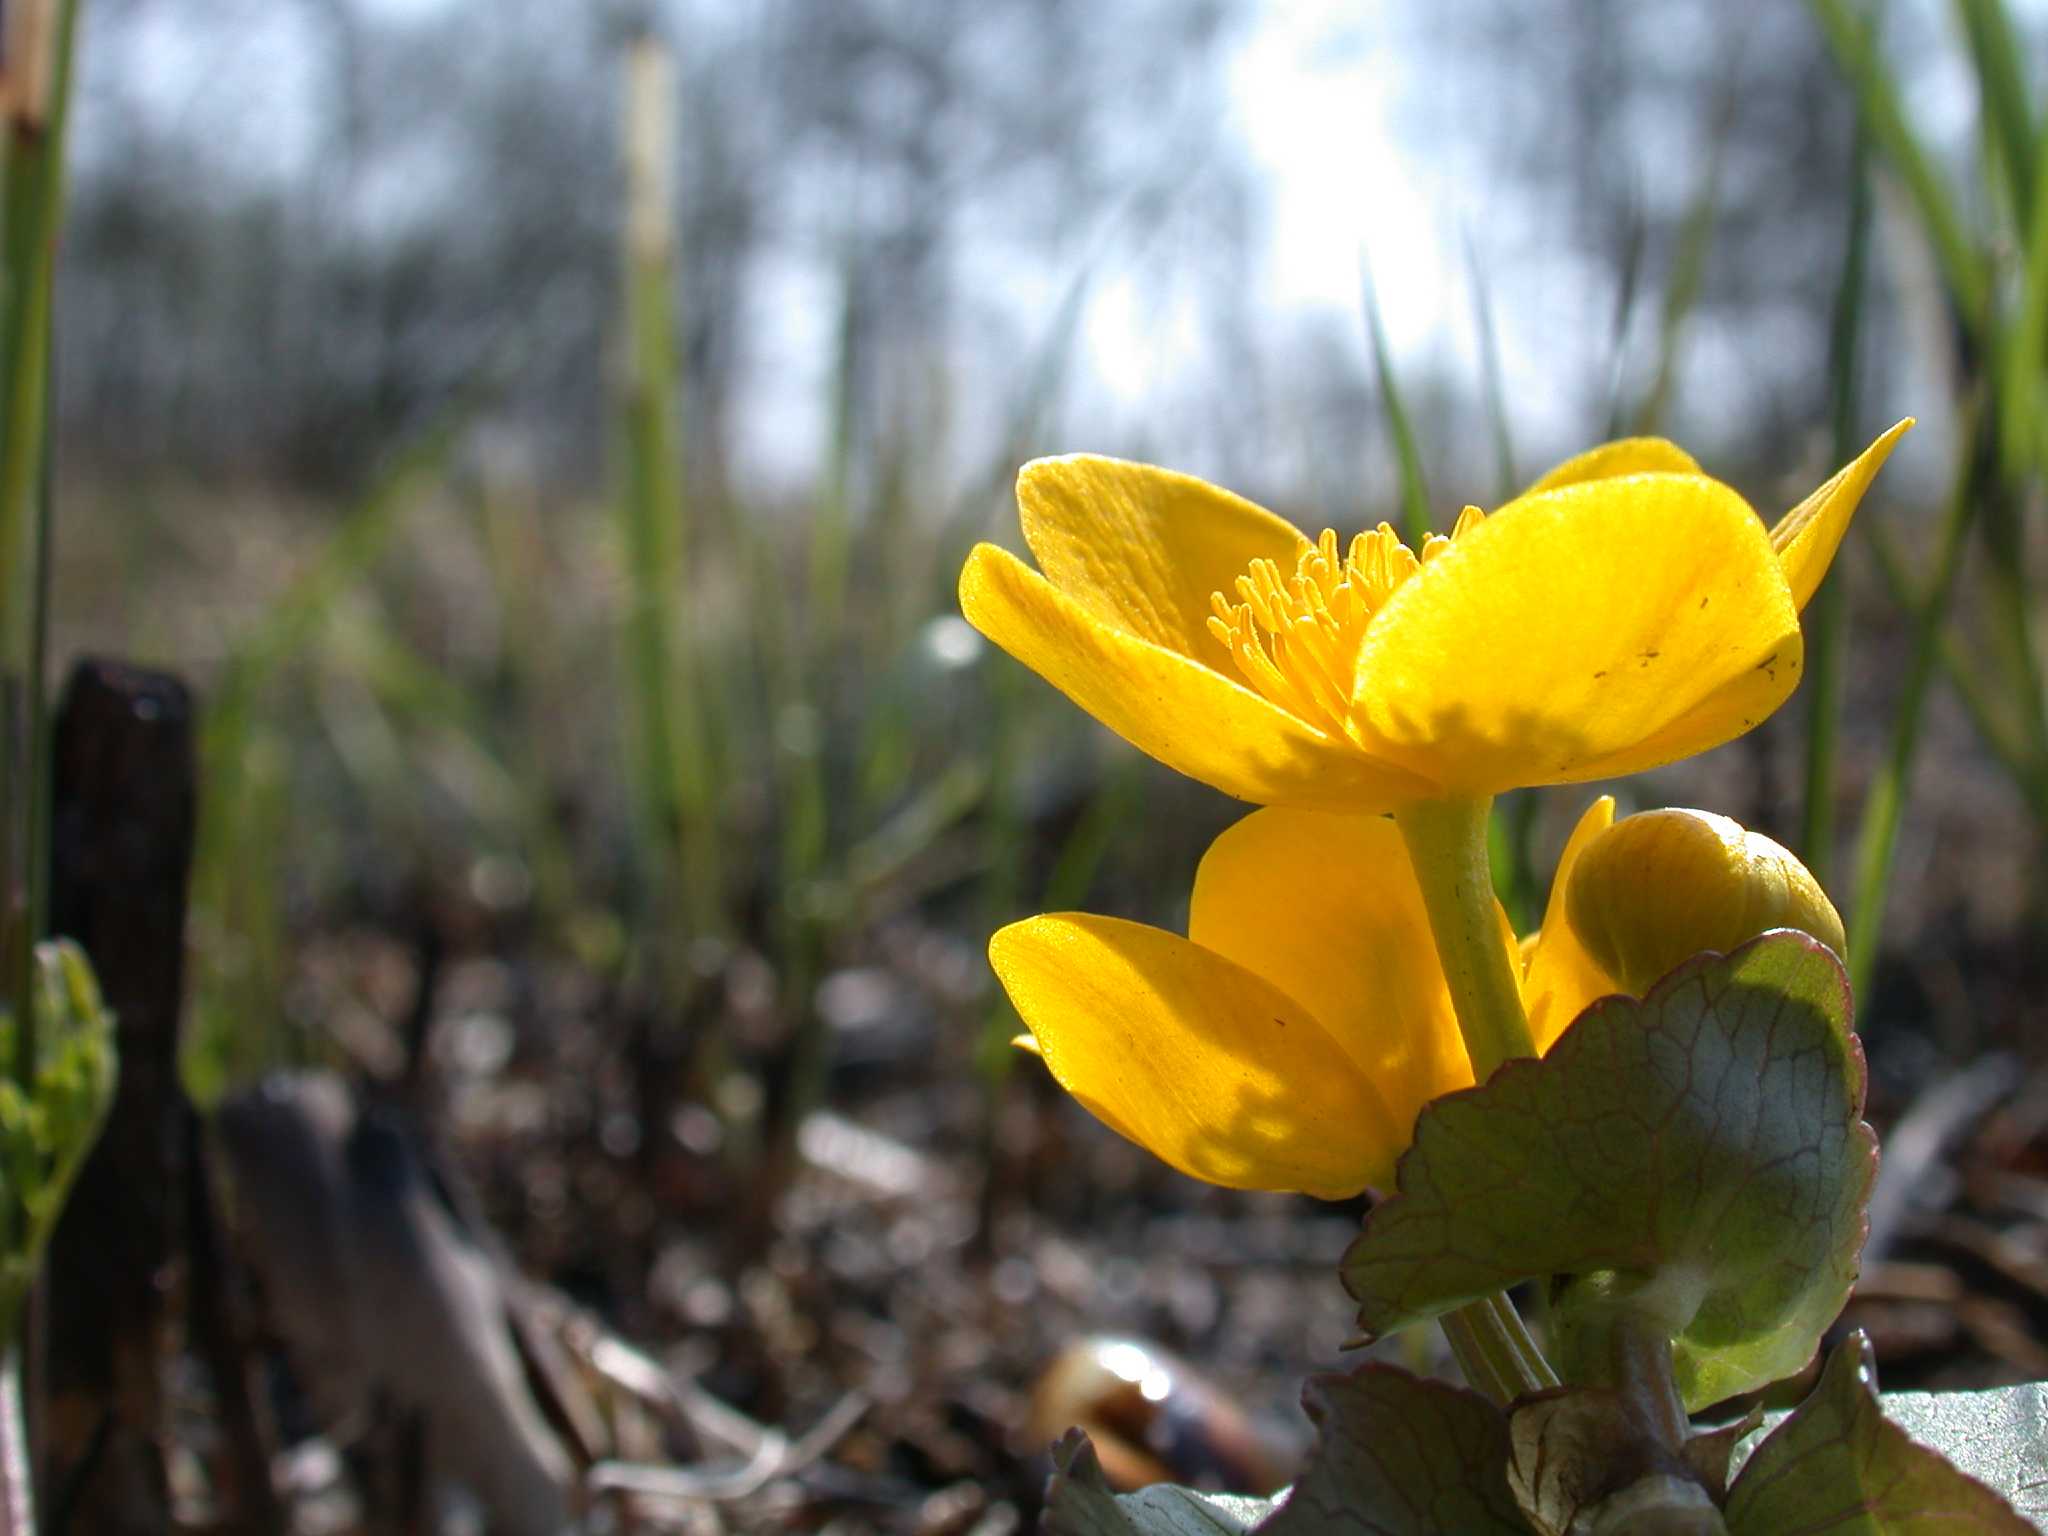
[1207,508,1484,739]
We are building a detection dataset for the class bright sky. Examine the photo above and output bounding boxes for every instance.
[104,0,1942,495]
[1080,0,1496,443]
[1228,0,1448,349]
[1075,0,1539,490]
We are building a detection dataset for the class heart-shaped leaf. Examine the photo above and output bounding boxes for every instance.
[1261,1363,1534,1536]
[1342,932,1874,1409]
[1724,1334,2033,1533]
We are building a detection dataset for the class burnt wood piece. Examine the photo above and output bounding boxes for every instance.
[41,660,195,1536]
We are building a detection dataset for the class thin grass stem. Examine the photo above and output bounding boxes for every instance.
[1809,0,1987,322]
[184,387,481,1106]
[616,38,724,949]
[1951,0,2036,232]
[1361,258,1431,547]
[1631,55,1739,436]
[0,0,84,1090]
[1464,236,1518,504]
[1865,516,2048,825]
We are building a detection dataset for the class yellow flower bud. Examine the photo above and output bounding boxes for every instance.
[1564,808,1846,997]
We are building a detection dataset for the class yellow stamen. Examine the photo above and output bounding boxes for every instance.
[1206,512,1485,738]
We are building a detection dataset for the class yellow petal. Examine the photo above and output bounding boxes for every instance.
[1187,808,1471,1134]
[1523,438,1702,495]
[1769,419,1914,610]
[961,543,1437,812]
[1545,631,1804,786]
[989,914,1403,1197]
[1519,796,1619,1051]
[1349,473,1800,795]
[1017,455,1307,667]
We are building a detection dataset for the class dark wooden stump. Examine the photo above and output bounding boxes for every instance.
[40,660,195,1536]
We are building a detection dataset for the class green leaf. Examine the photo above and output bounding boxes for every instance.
[1040,1432,1274,1536]
[1725,1334,2034,1533]
[1259,1363,1535,1536]
[1121,1487,1276,1536]
[0,939,118,1331]
[1342,932,1875,1410]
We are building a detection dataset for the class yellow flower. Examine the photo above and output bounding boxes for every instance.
[960,425,1910,813]
[992,798,1842,1199]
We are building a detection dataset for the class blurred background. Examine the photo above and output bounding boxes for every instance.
[33,0,2048,1533]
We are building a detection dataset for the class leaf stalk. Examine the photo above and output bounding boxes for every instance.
[1440,1294,1559,1405]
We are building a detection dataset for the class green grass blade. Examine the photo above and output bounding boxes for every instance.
[1965,123,2048,821]
[1864,515,2048,825]
[1464,235,1518,503]
[0,0,85,1086]
[1810,0,1988,322]
[1951,0,2037,231]
[1844,401,1985,1004]
[1803,141,1874,886]
[183,392,481,1106]
[1362,257,1432,545]
[472,465,580,930]
[196,387,484,869]
[1996,92,2048,480]
[1039,750,1142,916]
[1602,193,1648,440]
[1973,471,2048,812]
[1969,125,2048,792]
[614,37,722,940]
[845,754,988,895]
[810,261,857,663]
[1632,65,1738,436]
[222,402,484,707]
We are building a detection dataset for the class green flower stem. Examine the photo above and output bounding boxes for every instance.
[1560,1294,1691,1451]
[1396,797,1554,1403]
[1441,1295,1560,1405]
[1556,1295,1729,1534]
[1395,795,1536,1079]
